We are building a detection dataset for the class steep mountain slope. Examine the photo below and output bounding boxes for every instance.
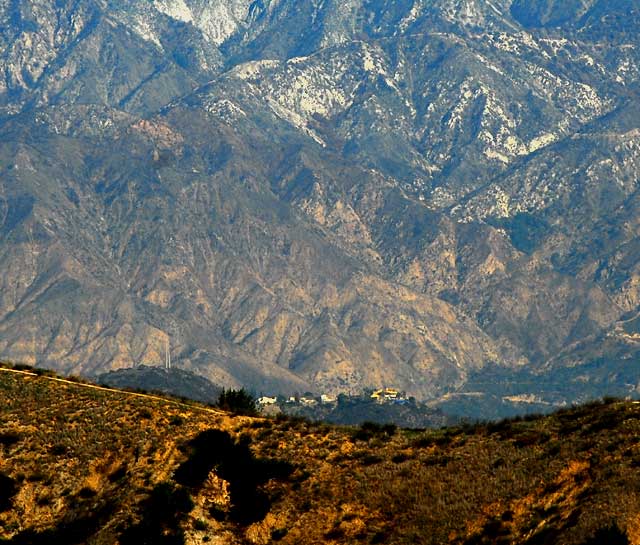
[0,97,500,397]
[0,0,639,407]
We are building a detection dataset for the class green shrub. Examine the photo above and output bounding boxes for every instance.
[0,431,20,448]
[392,453,411,464]
[361,454,383,466]
[194,519,208,531]
[216,389,257,416]
[0,472,19,512]
[351,421,397,442]
[169,415,185,426]
[271,528,288,541]
[78,486,97,499]
[12,363,34,372]
[581,524,629,545]
[107,464,127,483]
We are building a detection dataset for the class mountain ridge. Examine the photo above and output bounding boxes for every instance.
[0,0,639,409]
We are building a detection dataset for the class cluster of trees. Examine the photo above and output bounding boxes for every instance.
[216,388,257,416]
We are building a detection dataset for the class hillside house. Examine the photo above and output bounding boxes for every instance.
[371,388,402,402]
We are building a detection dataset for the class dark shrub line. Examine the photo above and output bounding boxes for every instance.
[216,389,257,416]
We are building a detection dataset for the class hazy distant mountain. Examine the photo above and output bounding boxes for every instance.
[97,365,222,404]
[0,0,639,412]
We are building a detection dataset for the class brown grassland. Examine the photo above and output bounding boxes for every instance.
[1,363,640,545]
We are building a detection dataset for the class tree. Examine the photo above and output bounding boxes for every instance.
[216,388,257,416]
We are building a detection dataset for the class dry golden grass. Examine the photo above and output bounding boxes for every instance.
[1,365,639,545]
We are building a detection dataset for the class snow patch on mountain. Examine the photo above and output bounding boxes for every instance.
[204,98,247,123]
[528,133,557,153]
[154,0,194,23]
[191,0,251,45]
[151,0,252,45]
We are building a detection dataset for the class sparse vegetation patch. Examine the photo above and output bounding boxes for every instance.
[1,371,639,544]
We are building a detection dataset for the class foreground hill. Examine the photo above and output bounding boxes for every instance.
[1,365,639,544]
[1,0,639,409]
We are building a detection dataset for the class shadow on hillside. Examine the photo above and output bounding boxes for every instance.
[119,429,294,545]
[174,429,294,524]
[0,502,117,545]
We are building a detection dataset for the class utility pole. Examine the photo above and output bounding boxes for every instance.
[32,322,36,366]
[165,336,171,370]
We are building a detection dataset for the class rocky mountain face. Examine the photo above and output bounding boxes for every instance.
[0,0,639,409]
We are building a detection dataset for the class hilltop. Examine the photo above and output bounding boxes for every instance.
[96,365,223,406]
[1,364,639,544]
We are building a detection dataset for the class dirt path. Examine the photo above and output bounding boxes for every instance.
[0,366,226,416]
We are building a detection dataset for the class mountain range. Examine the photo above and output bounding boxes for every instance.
[0,0,639,412]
